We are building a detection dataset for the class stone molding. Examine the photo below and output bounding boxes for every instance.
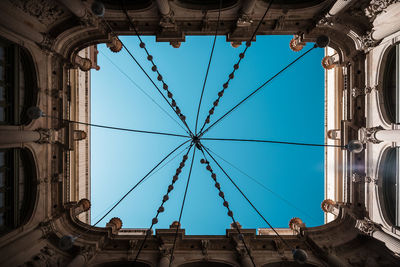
[355,218,379,236]
[364,0,400,21]
[359,126,384,144]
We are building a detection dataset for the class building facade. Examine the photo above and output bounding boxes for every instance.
[0,0,399,266]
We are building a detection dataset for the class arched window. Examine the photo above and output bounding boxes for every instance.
[382,44,400,124]
[0,148,36,234]
[0,37,38,125]
[378,147,400,228]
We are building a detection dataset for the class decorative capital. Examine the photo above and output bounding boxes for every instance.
[35,128,53,144]
[39,220,53,238]
[201,239,209,260]
[359,126,384,144]
[237,14,253,27]
[360,31,378,50]
[355,218,379,236]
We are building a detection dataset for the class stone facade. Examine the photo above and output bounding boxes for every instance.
[0,0,400,266]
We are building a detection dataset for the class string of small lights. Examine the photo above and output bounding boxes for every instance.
[100,19,192,136]
[201,144,293,250]
[133,145,193,264]
[121,4,193,136]
[198,0,275,134]
[168,148,197,267]
[194,0,222,134]
[99,49,188,133]
[199,147,257,267]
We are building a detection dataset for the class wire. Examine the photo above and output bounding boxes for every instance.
[120,3,194,137]
[199,45,316,137]
[133,144,194,264]
[204,146,320,224]
[202,137,345,148]
[169,148,196,266]
[90,140,191,228]
[100,19,192,137]
[44,115,189,138]
[201,144,293,250]
[99,50,189,134]
[198,146,256,267]
[194,0,222,134]
[197,0,275,134]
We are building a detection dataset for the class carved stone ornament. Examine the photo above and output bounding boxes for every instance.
[352,172,364,183]
[160,11,176,29]
[364,0,400,21]
[359,126,384,144]
[35,128,55,144]
[360,31,377,50]
[201,239,209,260]
[11,0,66,25]
[365,176,378,184]
[39,220,53,238]
[237,14,253,27]
[317,17,333,27]
[80,245,96,261]
[355,218,379,236]
[352,86,373,98]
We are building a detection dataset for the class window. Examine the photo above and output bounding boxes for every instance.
[0,38,38,125]
[379,147,400,228]
[382,43,400,124]
[0,149,36,234]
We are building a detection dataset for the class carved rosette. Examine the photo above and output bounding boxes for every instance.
[355,218,379,236]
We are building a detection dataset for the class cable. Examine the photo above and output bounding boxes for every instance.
[90,140,190,228]
[199,146,256,267]
[100,18,192,136]
[201,144,293,250]
[120,3,194,137]
[194,0,222,134]
[199,45,316,137]
[204,146,320,224]
[99,50,189,134]
[44,115,189,138]
[202,137,345,148]
[198,0,275,134]
[169,148,196,266]
[133,144,194,264]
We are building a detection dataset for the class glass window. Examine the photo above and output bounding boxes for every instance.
[379,147,400,227]
[383,44,400,123]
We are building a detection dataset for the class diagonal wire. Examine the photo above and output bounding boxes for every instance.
[133,144,194,264]
[199,45,316,137]
[99,50,188,134]
[201,144,292,250]
[89,139,191,228]
[169,148,196,266]
[44,115,189,138]
[194,0,222,134]
[90,143,191,225]
[204,146,320,224]
[198,146,256,267]
[198,0,275,134]
[202,137,345,148]
[100,19,192,136]
[120,3,194,137]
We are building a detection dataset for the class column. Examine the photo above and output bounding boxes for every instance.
[58,0,87,18]
[241,0,256,16]
[156,0,171,16]
[159,254,170,267]
[0,130,41,147]
[356,218,400,254]
[359,127,400,144]
[240,254,253,267]
[66,254,86,267]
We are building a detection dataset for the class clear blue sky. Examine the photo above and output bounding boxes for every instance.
[91,35,325,235]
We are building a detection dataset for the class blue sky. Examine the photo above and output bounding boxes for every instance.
[91,35,325,235]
